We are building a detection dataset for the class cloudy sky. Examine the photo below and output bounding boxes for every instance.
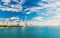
[0,0,60,25]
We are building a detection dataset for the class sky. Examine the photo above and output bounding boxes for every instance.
[0,0,60,25]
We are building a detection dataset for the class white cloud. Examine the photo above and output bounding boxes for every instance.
[10,17,19,20]
[0,5,22,12]
[33,17,43,21]
[0,0,26,12]
[0,0,60,26]
[0,17,20,25]
[31,16,44,22]
[0,17,19,20]
[24,0,60,26]
[26,0,60,26]
[19,0,26,4]
[51,15,60,19]
[12,0,25,4]
[24,7,43,14]
[1,0,10,3]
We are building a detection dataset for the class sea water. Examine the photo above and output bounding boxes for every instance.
[0,26,60,38]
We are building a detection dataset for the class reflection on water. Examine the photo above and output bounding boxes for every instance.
[0,27,25,38]
[0,26,60,38]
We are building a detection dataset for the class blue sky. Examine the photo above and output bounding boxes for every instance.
[0,0,60,25]
[0,0,41,20]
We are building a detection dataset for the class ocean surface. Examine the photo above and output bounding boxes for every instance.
[0,26,60,38]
